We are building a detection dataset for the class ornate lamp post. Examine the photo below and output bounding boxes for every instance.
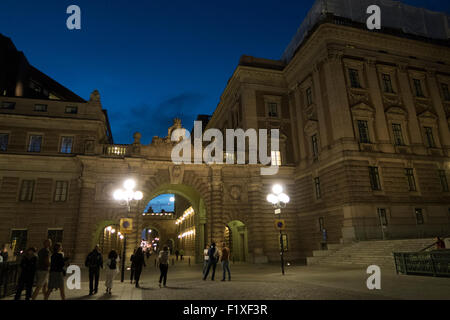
[266,184,290,275]
[113,179,143,282]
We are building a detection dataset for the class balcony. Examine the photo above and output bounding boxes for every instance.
[103,144,129,157]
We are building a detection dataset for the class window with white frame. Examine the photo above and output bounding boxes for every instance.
[405,168,417,192]
[271,150,281,166]
[60,136,73,154]
[54,181,68,202]
[357,120,370,143]
[19,180,34,202]
[392,123,404,146]
[28,135,42,152]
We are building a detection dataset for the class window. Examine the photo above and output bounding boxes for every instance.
[311,134,319,159]
[424,127,436,148]
[382,74,394,93]
[0,133,8,151]
[369,166,381,191]
[19,180,34,202]
[65,106,78,114]
[392,123,404,146]
[377,208,388,226]
[54,181,68,202]
[357,120,370,143]
[1,101,15,109]
[10,229,27,255]
[306,87,313,106]
[348,69,361,88]
[271,150,281,166]
[405,168,417,192]
[413,79,424,97]
[415,208,424,225]
[439,170,449,192]
[268,103,278,117]
[34,104,47,112]
[60,136,73,154]
[442,83,450,101]
[28,135,42,152]
[48,229,63,244]
[314,177,321,200]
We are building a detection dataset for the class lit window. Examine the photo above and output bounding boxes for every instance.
[54,181,68,202]
[0,133,8,151]
[19,180,34,202]
[382,74,394,93]
[357,120,370,143]
[268,103,278,117]
[424,127,436,148]
[28,135,42,152]
[392,123,404,146]
[405,168,417,192]
[439,170,449,192]
[34,104,47,112]
[348,69,361,88]
[369,166,381,191]
[413,79,424,97]
[271,150,281,166]
[60,136,73,154]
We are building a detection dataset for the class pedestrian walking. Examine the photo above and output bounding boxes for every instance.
[179,249,184,261]
[132,247,146,288]
[175,249,179,261]
[105,250,120,294]
[85,244,103,295]
[14,247,37,300]
[158,246,170,288]
[130,248,137,284]
[44,243,66,300]
[32,239,52,300]
[202,245,209,275]
[203,243,219,281]
[220,242,231,281]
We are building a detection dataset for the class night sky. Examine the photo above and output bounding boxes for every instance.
[0,0,448,144]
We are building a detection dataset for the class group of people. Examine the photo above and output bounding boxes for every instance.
[12,239,67,300]
[130,246,171,288]
[202,242,231,281]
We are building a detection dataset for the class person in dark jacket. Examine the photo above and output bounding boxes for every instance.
[203,243,219,281]
[131,247,146,288]
[158,246,170,288]
[85,245,103,295]
[130,248,137,284]
[44,243,66,300]
[14,247,37,300]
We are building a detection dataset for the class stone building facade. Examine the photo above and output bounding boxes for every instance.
[1,4,450,264]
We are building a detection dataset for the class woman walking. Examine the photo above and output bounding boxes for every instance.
[158,246,170,288]
[105,250,120,294]
[131,247,146,288]
[44,243,66,300]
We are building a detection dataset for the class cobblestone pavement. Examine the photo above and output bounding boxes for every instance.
[6,259,450,300]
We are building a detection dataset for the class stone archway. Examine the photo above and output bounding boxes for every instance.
[138,183,208,263]
[224,220,248,262]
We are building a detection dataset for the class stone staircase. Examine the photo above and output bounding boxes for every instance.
[307,238,435,268]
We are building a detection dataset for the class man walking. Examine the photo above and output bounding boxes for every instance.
[158,246,170,288]
[15,247,37,300]
[32,239,52,300]
[220,242,231,281]
[85,245,103,295]
[203,243,219,281]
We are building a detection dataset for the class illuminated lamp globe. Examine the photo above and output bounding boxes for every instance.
[113,190,124,201]
[134,191,143,201]
[278,193,290,204]
[266,193,278,204]
[272,184,283,195]
[123,179,136,190]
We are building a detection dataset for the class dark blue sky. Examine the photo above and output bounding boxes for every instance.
[0,0,448,144]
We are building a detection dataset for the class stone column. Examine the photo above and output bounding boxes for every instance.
[73,178,96,264]
[426,70,450,153]
[397,63,426,154]
[365,58,394,153]
[248,173,268,263]
[209,167,223,244]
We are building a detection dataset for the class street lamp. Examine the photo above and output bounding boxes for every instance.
[267,184,290,275]
[113,178,143,282]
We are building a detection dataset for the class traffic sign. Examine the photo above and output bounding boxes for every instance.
[119,218,133,233]
[274,219,286,230]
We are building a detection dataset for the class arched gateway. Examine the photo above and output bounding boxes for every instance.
[70,120,297,265]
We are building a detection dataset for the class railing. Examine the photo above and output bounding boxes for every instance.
[103,144,129,157]
[0,262,20,298]
[393,250,450,277]
[418,235,449,252]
